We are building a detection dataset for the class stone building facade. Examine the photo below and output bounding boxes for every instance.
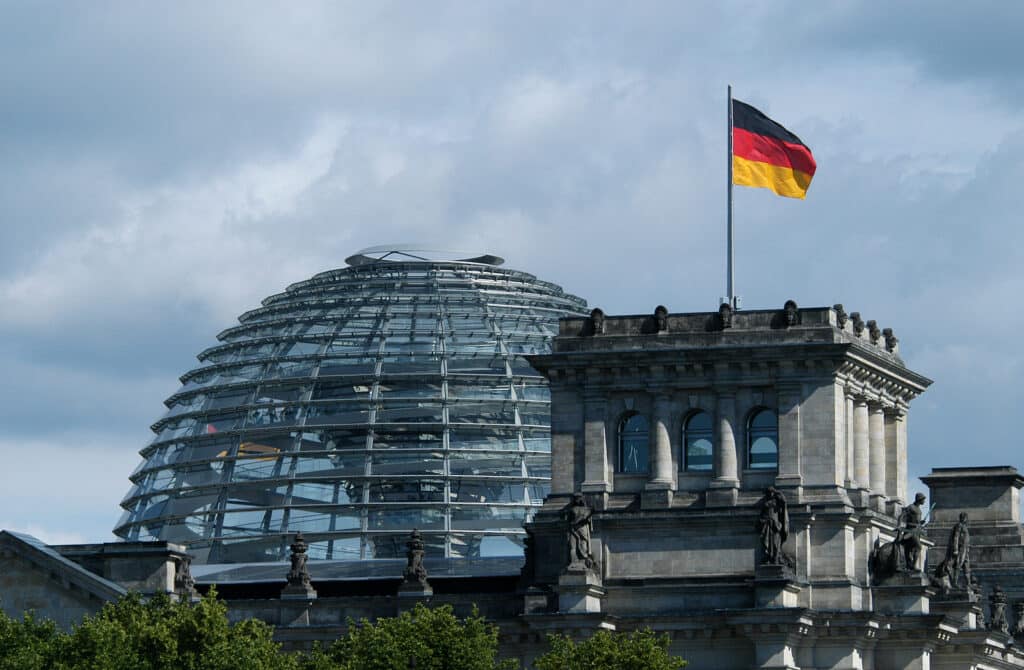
[7,303,1024,669]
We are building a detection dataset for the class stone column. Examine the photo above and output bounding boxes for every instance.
[580,395,611,496]
[647,395,674,488]
[711,391,739,489]
[868,404,886,497]
[885,410,908,503]
[845,393,855,488]
[852,399,869,490]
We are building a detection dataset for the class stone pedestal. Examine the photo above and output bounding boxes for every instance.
[398,579,433,599]
[872,572,934,615]
[523,586,555,614]
[931,589,981,630]
[279,597,315,626]
[281,581,317,600]
[706,485,738,507]
[558,568,604,614]
[754,563,801,608]
[641,482,673,509]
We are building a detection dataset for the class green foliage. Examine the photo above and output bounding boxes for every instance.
[310,603,516,670]
[0,589,296,670]
[0,609,61,670]
[532,629,686,670]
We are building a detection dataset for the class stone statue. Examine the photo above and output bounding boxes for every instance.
[990,585,1010,635]
[719,302,733,329]
[882,327,898,352]
[756,487,790,565]
[1013,601,1024,636]
[936,512,971,590]
[583,308,605,336]
[867,320,881,345]
[564,493,595,571]
[404,529,429,585]
[851,312,865,336]
[833,303,848,329]
[654,305,668,332]
[783,300,798,327]
[287,532,312,588]
[897,493,927,572]
[174,554,196,597]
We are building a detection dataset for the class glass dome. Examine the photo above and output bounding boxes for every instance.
[114,248,587,563]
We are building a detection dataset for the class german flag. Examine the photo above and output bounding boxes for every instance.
[732,100,816,199]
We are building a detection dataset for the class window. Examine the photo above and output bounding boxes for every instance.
[684,411,713,472]
[618,413,649,473]
[747,409,778,470]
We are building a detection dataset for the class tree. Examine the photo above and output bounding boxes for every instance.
[532,629,686,670]
[308,603,517,670]
[0,589,297,670]
[0,610,61,670]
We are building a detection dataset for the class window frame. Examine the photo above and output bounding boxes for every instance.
[617,412,650,474]
[682,410,714,473]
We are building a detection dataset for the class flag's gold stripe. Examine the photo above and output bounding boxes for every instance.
[733,155,813,200]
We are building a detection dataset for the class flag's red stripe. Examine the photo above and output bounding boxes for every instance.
[734,127,817,178]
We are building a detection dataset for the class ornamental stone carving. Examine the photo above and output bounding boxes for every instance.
[174,554,196,599]
[990,585,1010,635]
[654,305,668,333]
[834,303,848,328]
[897,493,927,572]
[1013,601,1024,637]
[756,487,790,566]
[282,532,317,599]
[935,512,971,590]
[564,493,596,572]
[883,327,898,352]
[867,320,881,345]
[851,312,865,336]
[783,300,798,327]
[583,308,605,336]
[719,303,733,329]
[403,529,429,586]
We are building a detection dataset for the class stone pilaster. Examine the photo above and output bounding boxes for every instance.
[844,391,855,489]
[885,409,907,504]
[580,395,610,496]
[869,404,886,504]
[852,399,870,491]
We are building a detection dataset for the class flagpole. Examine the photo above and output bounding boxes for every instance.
[726,84,735,308]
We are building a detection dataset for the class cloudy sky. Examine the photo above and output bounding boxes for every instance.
[2,2,1021,544]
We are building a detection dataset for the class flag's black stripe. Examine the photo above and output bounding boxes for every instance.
[733,99,809,149]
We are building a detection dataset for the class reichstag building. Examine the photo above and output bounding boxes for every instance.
[5,246,1024,670]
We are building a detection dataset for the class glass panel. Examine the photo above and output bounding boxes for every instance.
[367,507,444,530]
[371,452,444,476]
[264,359,315,380]
[327,336,377,354]
[448,382,511,400]
[449,452,522,476]
[375,402,444,424]
[305,402,371,426]
[749,436,778,469]
[293,451,366,478]
[449,401,516,425]
[313,381,372,401]
[450,505,529,531]
[245,404,302,427]
[290,509,360,531]
[447,355,507,375]
[280,339,324,357]
[213,364,264,385]
[371,430,442,450]
[254,384,307,404]
[379,354,441,374]
[377,381,443,399]
[367,479,444,503]
[449,428,520,451]
[318,356,377,376]
[291,481,341,504]
[449,480,525,504]
[233,456,285,480]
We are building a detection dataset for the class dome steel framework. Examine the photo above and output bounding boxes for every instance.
[114,250,587,563]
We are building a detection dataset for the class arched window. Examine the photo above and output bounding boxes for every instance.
[683,411,713,472]
[747,409,778,470]
[618,413,649,473]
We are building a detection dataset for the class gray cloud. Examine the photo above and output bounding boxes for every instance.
[1,1,1022,542]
